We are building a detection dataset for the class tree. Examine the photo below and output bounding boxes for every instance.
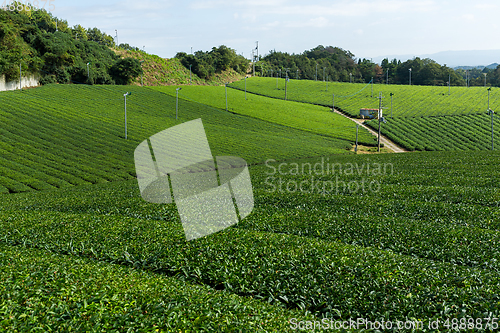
[109,58,143,85]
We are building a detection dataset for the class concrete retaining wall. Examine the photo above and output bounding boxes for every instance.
[0,74,39,91]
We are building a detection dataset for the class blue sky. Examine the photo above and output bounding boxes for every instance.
[50,0,500,61]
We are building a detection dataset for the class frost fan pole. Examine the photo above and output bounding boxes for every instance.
[355,124,359,153]
[123,92,131,139]
[378,92,382,153]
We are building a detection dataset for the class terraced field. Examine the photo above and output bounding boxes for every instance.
[2,151,500,330]
[2,84,500,331]
[151,85,376,146]
[0,84,351,194]
[364,113,500,151]
[229,77,500,118]
[232,77,500,152]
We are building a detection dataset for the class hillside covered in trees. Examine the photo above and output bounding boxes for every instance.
[0,6,247,86]
[0,5,143,85]
[255,45,500,87]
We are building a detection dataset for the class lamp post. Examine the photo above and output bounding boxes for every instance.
[323,67,326,82]
[296,69,299,80]
[87,62,91,82]
[245,76,247,100]
[115,30,118,46]
[123,92,131,139]
[176,88,182,120]
[140,60,144,87]
[409,68,412,85]
[349,73,352,83]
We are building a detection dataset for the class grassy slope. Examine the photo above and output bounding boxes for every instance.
[151,85,377,146]
[0,84,350,194]
[113,49,246,86]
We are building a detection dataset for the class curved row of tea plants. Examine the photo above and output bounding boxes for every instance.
[151,85,377,146]
[0,84,351,194]
[365,113,500,151]
[0,243,317,332]
[2,151,500,323]
[229,77,500,118]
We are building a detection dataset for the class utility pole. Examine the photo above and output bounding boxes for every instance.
[297,69,299,80]
[245,76,247,100]
[252,49,255,77]
[323,67,326,82]
[386,69,389,85]
[409,68,412,86]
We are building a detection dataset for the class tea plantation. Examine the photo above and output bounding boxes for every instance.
[231,77,500,152]
[2,84,500,331]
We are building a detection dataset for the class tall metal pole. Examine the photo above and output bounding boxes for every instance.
[323,67,326,82]
[124,94,128,139]
[390,93,394,118]
[297,69,299,80]
[176,89,179,120]
[448,74,451,95]
[371,77,373,97]
[285,76,288,100]
[409,68,412,86]
[245,76,247,100]
[488,87,491,110]
[378,92,382,152]
[355,124,359,153]
[386,69,389,85]
[491,109,494,150]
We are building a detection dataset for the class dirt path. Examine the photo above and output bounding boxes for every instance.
[332,108,407,153]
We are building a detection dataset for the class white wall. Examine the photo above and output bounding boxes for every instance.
[0,75,39,91]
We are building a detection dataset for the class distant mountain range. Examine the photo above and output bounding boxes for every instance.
[372,49,500,69]
[454,63,499,70]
